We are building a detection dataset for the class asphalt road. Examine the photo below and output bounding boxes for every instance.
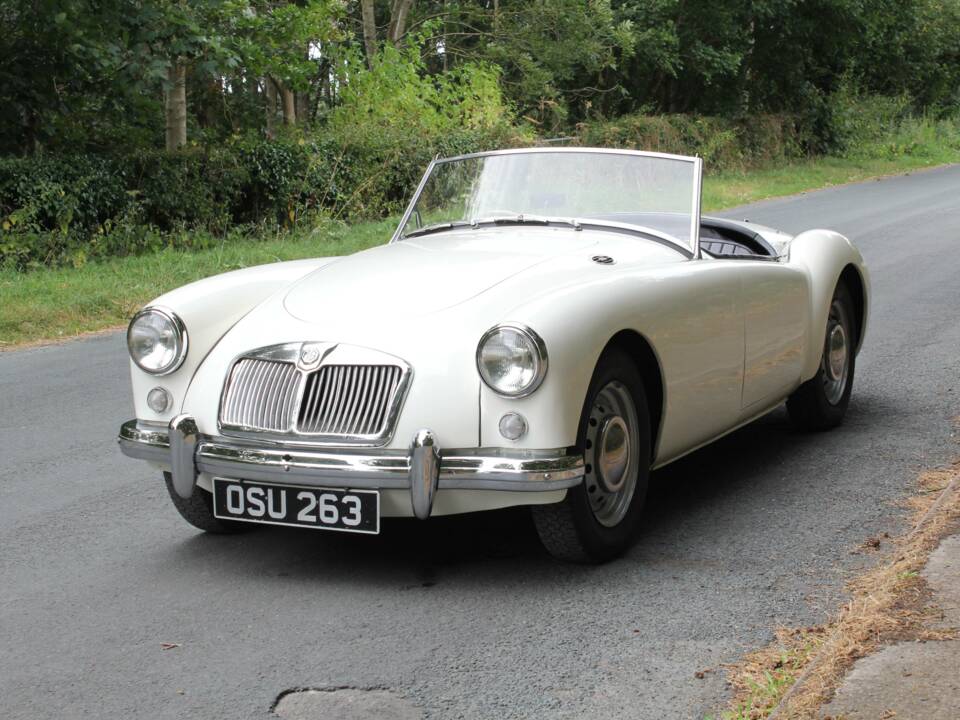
[2,165,959,720]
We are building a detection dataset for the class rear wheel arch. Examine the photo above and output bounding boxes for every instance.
[603,330,664,461]
[839,264,866,352]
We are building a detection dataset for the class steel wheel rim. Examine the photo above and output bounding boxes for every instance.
[822,299,850,405]
[584,381,640,527]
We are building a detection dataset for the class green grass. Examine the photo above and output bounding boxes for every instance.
[702,152,958,211]
[3,140,959,348]
[0,218,396,347]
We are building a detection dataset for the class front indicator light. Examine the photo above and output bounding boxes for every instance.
[147,387,172,414]
[499,412,528,440]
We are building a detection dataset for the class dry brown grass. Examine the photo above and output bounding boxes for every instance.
[720,461,960,720]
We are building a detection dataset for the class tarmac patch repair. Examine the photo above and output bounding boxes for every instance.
[273,688,423,719]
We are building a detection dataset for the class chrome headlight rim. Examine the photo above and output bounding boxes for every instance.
[476,323,548,398]
[126,306,188,376]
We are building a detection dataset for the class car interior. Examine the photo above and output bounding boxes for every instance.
[581,212,780,259]
[698,217,779,258]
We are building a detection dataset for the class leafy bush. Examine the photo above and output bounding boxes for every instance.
[0,124,518,269]
[577,113,803,173]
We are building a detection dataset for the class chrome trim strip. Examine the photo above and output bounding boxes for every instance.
[391,148,702,251]
[118,420,584,494]
[691,156,703,260]
[391,157,438,243]
[432,146,700,165]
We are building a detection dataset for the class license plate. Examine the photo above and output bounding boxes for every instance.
[212,478,379,534]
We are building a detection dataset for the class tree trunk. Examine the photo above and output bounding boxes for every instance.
[296,90,310,125]
[164,60,187,151]
[281,84,296,126]
[360,0,378,67]
[265,77,278,139]
[387,0,414,45]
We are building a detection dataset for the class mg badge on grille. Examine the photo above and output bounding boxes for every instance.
[298,342,332,370]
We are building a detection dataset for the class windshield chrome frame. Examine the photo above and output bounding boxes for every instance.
[390,147,703,258]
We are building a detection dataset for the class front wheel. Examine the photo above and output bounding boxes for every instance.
[787,282,858,430]
[532,350,651,563]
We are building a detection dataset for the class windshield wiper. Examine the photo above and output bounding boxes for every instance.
[471,214,581,230]
[403,220,472,238]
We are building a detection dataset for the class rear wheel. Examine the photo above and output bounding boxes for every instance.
[532,350,651,563]
[787,282,858,430]
[163,473,253,534]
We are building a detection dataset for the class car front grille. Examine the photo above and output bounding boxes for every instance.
[218,345,409,444]
[297,365,403,436]
[220,358,303,433]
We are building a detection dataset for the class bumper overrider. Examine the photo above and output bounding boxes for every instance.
[118,417,584,520]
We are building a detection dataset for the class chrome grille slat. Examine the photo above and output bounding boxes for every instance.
[296,364,402,438]
[220,346,406,443]
[220,358,301,433]
[351,367,375,435]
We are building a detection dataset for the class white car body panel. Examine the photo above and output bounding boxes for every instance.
[122,151,869,520]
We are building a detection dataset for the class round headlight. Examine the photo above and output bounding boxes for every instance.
[477,324,547,397]
[127,307,188,375]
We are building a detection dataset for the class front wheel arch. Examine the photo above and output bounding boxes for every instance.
[603,330,664,462]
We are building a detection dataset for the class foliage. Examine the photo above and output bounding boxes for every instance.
[7,134,960,347]
[578,113,803,173]
[0,121,518,268]
[2,0,960,270]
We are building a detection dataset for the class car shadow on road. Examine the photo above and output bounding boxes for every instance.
[162,401,873,587]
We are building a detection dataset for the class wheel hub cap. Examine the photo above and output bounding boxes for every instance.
[822,298,851,406]
[827,324,847,381]
[584,381,641,528]
[597,416,630,493]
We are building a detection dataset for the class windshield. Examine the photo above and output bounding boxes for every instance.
[398,149,702,251]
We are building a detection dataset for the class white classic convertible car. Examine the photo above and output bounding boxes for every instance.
[119,148,869,562]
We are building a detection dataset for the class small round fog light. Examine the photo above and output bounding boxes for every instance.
[147,387,171,414]
[498,412,528,441]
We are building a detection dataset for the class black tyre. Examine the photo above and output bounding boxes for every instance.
[163,473,254,534]
[787,281,858,430]
[532,349,651,563]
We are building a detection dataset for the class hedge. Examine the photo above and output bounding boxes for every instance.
[0,109,899,270]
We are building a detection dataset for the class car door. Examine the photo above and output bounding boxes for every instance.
[737,261,808,409]
[649,260,746,465]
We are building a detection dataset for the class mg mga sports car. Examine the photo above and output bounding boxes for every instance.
[118,148,869,562]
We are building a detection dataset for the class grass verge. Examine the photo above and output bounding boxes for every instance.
[0,218,397,347]
[2,148,958,348]
[717,460,960,720]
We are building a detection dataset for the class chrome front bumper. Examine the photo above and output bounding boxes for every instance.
[118,418,584,520]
